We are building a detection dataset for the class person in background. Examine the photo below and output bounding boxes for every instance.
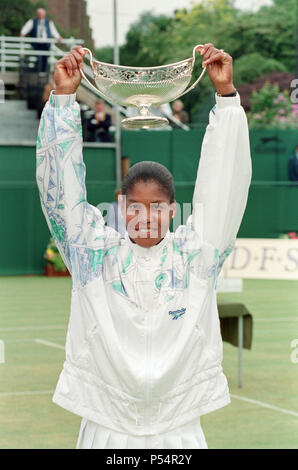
[106,188,126,238]
[87,100,113,142]
[20,8,62,74]
[172,99,189,124]
[288,144,298,182]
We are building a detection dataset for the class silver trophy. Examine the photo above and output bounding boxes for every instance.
[80,44,206,129]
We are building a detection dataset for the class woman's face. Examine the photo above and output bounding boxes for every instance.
[173,101,183,113]
[121,180,176,248]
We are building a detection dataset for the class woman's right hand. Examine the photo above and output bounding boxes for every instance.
[54,46,86,95]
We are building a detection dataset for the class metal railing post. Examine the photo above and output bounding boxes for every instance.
[1,36,5,72]
[113,0,122,189]
[70,36,75,50]
[49,42,54,74]
[20,35,25,62]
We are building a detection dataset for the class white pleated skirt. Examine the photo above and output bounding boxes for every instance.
[76,417,208,449]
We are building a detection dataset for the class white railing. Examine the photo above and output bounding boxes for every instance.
[0,36,83,73]
[0,36,131,116]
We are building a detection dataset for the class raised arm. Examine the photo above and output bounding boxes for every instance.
[49,20,63,41]
[20,19,33,36]
[190,44,252,263]
[36,47,112,280]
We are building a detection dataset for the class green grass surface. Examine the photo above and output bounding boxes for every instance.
[0,276,297,449]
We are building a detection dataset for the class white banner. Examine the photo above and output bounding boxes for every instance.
[222,238,298,280]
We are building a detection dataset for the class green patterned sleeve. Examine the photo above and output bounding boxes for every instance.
[36,92,110,284]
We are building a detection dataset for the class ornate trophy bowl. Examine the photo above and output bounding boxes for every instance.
[80,44,206,129]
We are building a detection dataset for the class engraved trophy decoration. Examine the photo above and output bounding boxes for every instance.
[80,44,206,129]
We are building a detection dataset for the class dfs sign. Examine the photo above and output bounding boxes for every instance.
[223,239,298,280]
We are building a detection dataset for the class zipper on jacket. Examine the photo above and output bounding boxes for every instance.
[144,308,153,430]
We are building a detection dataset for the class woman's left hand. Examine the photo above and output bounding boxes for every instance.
[196,43,235,95]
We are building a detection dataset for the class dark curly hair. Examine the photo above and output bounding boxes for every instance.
[121,161,175,203]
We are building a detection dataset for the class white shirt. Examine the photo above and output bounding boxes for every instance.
[36,91,252,436]
[20,18,60,40]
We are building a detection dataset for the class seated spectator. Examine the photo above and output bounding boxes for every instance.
[288,144,298,181]
[172,100,189,124]
[87,100,113,142]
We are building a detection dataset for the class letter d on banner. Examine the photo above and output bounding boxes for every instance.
[0,80,4,104]
[230,246,251,270]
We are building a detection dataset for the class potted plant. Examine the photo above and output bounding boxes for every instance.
[43,237,71,277]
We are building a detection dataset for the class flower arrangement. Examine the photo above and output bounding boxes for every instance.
[279,231,298,239]
[43,237,70,276]
[247,82,297,129]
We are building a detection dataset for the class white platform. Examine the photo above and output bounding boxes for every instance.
[216,277,243,293]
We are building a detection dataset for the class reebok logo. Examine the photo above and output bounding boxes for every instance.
[169,308,186,320]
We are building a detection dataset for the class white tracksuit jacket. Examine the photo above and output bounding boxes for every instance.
[36,91,252,436]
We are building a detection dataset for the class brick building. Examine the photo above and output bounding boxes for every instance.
[32,0,94,47]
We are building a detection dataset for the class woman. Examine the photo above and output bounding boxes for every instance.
[172,99,189,124]
[36,44,251,449]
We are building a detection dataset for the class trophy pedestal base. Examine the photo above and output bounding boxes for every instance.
[121,115,169,130]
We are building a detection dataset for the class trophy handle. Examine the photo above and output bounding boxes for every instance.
[79,48,115,105]
[173,43,207,100]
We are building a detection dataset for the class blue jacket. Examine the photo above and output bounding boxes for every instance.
[288,153,298,181]
[30,18,51,38]
[29,18,51,49]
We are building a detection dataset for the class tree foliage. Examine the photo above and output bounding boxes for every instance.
[0,0,35,35]
[233,53,287,85]
[119,12,173,67]
[95,46,114,63]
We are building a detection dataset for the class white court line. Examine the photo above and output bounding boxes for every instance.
[4,337,66,343]
[231,394,298,418]
[0,325,65,332]
[0,390,54,397]
[35,339,65,350]
[254,318,298,323]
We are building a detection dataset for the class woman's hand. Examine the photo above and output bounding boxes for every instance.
[54,46,86,95]
[196,43,235,95]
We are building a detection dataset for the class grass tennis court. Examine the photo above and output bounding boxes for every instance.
[0,276,297,449]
